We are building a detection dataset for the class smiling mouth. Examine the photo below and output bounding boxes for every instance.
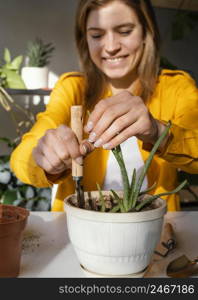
[103,55,129,63]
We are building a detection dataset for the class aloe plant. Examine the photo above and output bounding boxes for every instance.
[0,48,26,89]
[97,122,187,212]
[25,38,55,67]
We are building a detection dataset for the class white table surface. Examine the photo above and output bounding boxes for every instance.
[19,211,198,278]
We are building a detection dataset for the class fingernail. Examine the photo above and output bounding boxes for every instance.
[75,157,83,165]
[103,143,111,150]
[88,132,97,143]
[94,139,103,148]
[86,121,93,132]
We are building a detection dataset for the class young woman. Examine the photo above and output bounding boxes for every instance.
[10,0,198,212]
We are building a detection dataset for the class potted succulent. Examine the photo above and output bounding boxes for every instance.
[0,48,26,89]
[0,204,29,277]
[21,38,55,89]
[64,121,187,277]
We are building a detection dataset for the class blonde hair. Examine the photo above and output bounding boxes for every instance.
[75,0,160,109]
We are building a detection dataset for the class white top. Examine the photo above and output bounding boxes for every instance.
[102,136,148,192]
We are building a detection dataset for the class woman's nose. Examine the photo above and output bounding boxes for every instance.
[104,34,121,54]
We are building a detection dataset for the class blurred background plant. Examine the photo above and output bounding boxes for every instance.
[0,87,51,211]
[0,48,26,89]
[25,37,55,67]
[160,4,198,72]
[0,87,35,140]
[0,137,51,210]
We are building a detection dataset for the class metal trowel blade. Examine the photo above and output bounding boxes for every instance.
[167,255,198,278]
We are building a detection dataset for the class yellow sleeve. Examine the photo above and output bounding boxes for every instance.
[10,72,85,187]
[145,71,198,173]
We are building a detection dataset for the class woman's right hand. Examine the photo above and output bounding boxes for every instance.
[32,125,94,176]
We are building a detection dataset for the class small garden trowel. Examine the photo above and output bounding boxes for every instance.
[154,223,176,258]
[167,255,198,278]
[71,106,84,208]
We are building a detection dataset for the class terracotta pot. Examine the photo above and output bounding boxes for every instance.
[64,191,167,277]
[0,205,29,278]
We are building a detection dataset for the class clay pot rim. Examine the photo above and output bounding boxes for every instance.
[0,204,29,225]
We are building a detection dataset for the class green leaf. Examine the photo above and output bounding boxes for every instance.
[4,48,11,63]
[96,182,105,212]
[110,205,120,213]
[1,190,17,205]
[132,122,172,209]
[110,190,125,212]
[1,69,26,89]
[26,38,54,67]
[10,55,23,70]
[135,180,188,211]
[0,137,16,148]
[139,182,157,196]
[13,199,24,206]
[129,168,137,209]
[112,145,130,210]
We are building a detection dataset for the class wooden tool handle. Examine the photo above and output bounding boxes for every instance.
[71,106,83,177]
[164,223,175,243]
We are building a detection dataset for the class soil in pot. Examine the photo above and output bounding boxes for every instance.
[0,205,29,278]
[68,192,159,212]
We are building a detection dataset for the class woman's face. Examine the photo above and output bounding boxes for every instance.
[86,1,144,84]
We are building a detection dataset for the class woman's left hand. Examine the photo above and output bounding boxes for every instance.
[84,90,165,150]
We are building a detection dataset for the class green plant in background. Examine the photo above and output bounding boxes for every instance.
[0,48,26,89]
[0,88,51,211]
[25,38,55,67]
[96,123,187,213]
[172,10,198,41]
[0,137,51,211]
[0,87,35,139]
[160,7,198,71]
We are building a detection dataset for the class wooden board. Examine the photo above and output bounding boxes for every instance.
[151,0,198,11]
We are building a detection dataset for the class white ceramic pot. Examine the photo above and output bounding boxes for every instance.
[64,191,167,277]
[21,66,49,89]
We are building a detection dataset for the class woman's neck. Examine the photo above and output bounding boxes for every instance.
[108,72,139,95]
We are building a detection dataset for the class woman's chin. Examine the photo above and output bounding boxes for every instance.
[104,72,131,81]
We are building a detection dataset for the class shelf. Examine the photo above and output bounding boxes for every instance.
[5,88,52,96]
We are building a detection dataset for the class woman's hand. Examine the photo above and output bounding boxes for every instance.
[84,90,166,149]
[32,125,94,176]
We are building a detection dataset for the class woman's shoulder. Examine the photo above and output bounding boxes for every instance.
[53,71,85,93]
[49,72,86,105]
[57,71,85,86]
[158,69,197,89]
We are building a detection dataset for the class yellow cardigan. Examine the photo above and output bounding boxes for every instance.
[10,69,198,212]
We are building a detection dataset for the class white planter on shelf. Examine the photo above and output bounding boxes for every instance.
[21,66,49,89]
[64,191,167,277]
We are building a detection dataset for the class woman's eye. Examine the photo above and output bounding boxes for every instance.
[120,30,132,36]
[92,35,101,39]
[91,35,102,39]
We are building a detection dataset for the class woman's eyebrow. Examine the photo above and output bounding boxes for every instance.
[115,23,135,29]
[87,23,135,31]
